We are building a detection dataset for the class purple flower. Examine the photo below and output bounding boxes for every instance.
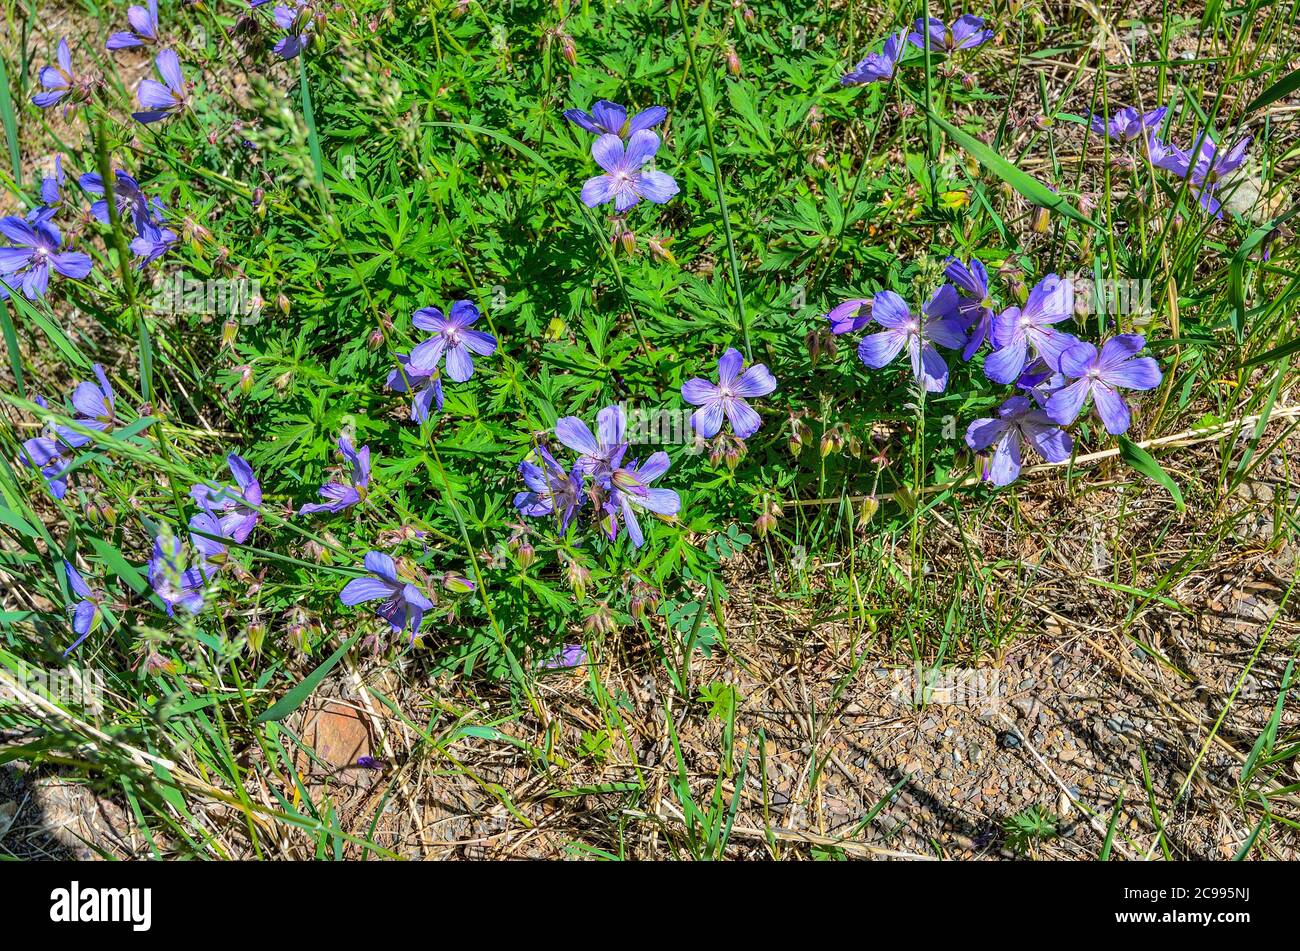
[300,436,371,514]
[187,510,229,564]
[826,298,873,335]
[605,452,680,548]
[580,131,679,211]
[191,453,262,543]
[1176,133,1252,217]
[21,432,70,499]
[57,363,116,448]
[133,49,187,124]
[32,40,88,113]
[355,756,385,770]
[965,395,1073,487]
[842,31,905,85]
[63,559,102,653]
[1089,105,1167,144]
[681,347,777,439]
[944,256,995,360]
[148,534,214,617]
[514,445,584,531]
[386,353,444,423]
[0,216,92,300]
[131,219,178,267]
[1015,358,1066,407]
[541,643,587,670]
[39,155,66,209]
[555,404,628,477]
[409,300,497,382]
[107,0,160,49]
[856,286,967,393]
[1046,334,1162,435]
[339,551,436,638]
[908,15,993,52]
[984,274,1079,384]
[1143,130,1185,174]
[564,100,667,139]
[79,170,151,228]
[272,2,313,60]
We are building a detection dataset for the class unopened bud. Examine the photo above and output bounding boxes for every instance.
[1030,205,1051,234]
[246,619,267,654]
[516,539,535,567]
[726,46,741,75]
[560,34,577,65]
[221,319,238,348]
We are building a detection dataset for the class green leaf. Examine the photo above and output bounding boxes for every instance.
[1117,436,1185,511]
[255,630,362,723]
[1243,66,1300,114]
[925,108,1101,231]
[1228,200,1300,340]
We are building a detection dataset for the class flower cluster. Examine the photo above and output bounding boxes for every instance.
[829,260,1162,485]
[20,364,118,500]
[1090,102,1251,218]
[514,405,681,549]
[842,15,992,85]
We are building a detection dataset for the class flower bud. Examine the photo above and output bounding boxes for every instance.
[516,539,535,568]
[443,571,475,595]
[755,512,776,537]
[560,34,577,65]
[1030,205,1051,234]
[858,496,879,524]
[726,46,741,75]
[246,619,267,654]
[724,441,744,471]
